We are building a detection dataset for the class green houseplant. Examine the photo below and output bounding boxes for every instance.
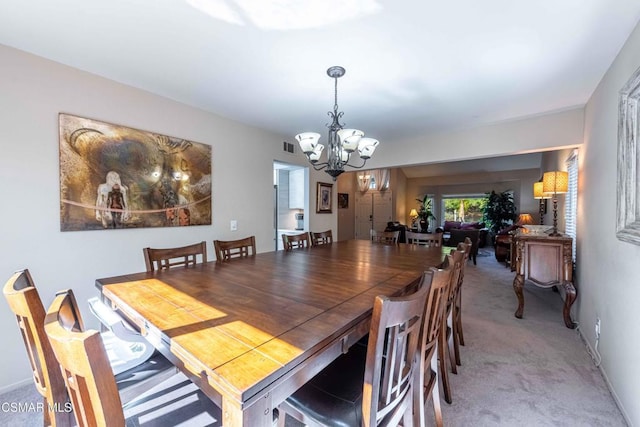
[482,190,517,235]
[416,195,436,231]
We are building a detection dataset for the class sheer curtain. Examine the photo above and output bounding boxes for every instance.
[357,171,371,192]
[373,169,390,191]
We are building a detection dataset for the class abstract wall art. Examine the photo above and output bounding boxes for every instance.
[59,113,212,231]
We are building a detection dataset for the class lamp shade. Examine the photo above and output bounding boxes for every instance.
[533,182,550,199]
[295,132,321,154]
[542,171,568,194]
[517,213,534,225]
[308,144,324,163]
[337,129,364,152]
[357,138,379,159]
[409,208,419,218]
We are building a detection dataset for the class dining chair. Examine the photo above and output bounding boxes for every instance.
[44,288,221,427]
[452,238,473,361]
[282,232,311,251]
[406,231,443,247]
[213,235,256,261]
[143,241,207,271]
[276,271,430,427]
[415,266,453,427]
[3,269,72,427]
[437,250,465,405]
[310,230,333,246]
[371,229,399,245]
[446,229,480,264]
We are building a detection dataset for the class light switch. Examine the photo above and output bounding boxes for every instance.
[230,220,238,231]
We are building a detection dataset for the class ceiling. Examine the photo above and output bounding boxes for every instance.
[2,1,640,172]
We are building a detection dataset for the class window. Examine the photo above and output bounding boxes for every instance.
[441,194,486,223]
[565,150,578,262]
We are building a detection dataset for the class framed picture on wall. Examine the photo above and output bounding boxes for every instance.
[338,193,349,209]
[316,182,333,213]
[617,65,640,245]
[59,113,212,231]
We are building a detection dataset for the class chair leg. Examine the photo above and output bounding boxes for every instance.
[275,408,286,427]
[413,352,425,427]
[438,322,453,404]
[430,353,443,427]
[452,315,462,367]
[446,311,457,375]
[456,291,465,347]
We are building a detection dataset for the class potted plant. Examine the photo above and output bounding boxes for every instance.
[416,195,436,232]
[482,190,518,236]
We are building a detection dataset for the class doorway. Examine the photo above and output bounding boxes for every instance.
[273,161,308,250]
[354,191,393,240]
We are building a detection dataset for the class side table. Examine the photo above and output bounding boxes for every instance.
[512,232,576,328]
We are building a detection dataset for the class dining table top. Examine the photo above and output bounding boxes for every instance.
[96,239,445,426]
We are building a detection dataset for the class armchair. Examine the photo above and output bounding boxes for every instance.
[436,221,488,248]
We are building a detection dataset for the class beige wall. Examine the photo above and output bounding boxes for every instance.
[363,108,584,170]
[336,173,356,240]
[0,44,336,390]
[579,19,640,424]
[406,169,542,227]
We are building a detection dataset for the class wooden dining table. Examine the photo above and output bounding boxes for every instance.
[96,239,444,427]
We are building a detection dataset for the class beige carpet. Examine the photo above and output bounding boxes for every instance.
[0,254,626,426]
[438,254,625,426]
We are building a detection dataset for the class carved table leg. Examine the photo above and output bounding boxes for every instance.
[562,281,577,329]
[513,273,525,319]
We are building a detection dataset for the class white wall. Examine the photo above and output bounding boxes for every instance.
[579,20,640,424]
[0,44,336,390]
[364,107,584,170]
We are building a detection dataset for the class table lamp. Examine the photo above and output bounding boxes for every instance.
[409,208,419,228]
[517,213,534,226]
[533,181,551,224]
[542,171,568,236]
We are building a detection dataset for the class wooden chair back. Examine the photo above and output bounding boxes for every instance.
[457,238,473,280]
[3,270,72,427]
[214,236,256,261]
[143,241,207,271]
[415,266,453,427]
[371,230,399,245]
[406,231,443,247]
[282,232,311,251]
[443,250,465,303]
[362,274,430,426]
[419,267,453,362]
[44,289,125,427]
[311,230,333,246]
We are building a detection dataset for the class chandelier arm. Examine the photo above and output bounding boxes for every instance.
[343,159,369,169]
[306,160,329,171]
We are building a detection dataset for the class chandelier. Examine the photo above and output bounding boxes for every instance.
[296,66,379,180]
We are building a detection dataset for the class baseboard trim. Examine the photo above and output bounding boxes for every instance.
[576,326,632,426]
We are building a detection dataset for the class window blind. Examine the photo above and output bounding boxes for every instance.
[565,150,578,262]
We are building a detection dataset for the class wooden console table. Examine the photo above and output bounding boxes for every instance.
[512,232,576,328]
